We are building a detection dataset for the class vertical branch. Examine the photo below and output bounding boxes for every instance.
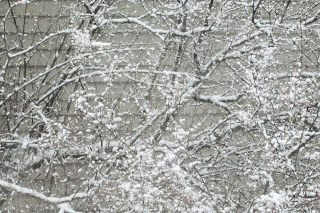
[280,0,292,23]
[251,0,262,24]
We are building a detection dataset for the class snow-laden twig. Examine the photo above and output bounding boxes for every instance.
[7,30,73,59]
[58,203,82,213]
[101,17,215,39]
[194,94,243,113]
[0,61,70,107]
[304,10,320,26]
[204,31,263,72]
[0,179,89,211]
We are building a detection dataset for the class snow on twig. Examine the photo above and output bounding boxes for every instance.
[0,179,89,209]
[7,30,73,59]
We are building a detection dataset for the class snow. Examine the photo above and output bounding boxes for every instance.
[0,179,89,205]
[2,0,320,212]
[58,203,81,213]
[255,191,289,212]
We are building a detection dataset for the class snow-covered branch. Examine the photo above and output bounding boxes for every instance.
[0,179,89,211]
[2,0,320,212]
[194,94,243,113]
[7,30,72,59]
